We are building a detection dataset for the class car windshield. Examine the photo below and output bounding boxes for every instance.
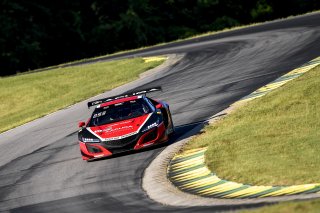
[89,99,151,126]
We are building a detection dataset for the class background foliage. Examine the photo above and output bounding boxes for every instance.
[1,0,319,76]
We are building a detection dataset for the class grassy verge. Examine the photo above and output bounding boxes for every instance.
[0,58,164,133]
[184,64,320,186]
[241,199,320,213]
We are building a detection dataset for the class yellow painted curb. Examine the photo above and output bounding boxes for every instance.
[143,56,168,63]
[168,148,320,199]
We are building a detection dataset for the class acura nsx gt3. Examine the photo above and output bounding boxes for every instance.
[78,87,174,161]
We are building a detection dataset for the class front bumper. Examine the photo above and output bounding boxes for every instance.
[79,123,167,161]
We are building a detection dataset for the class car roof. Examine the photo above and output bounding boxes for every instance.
[97,95,142,108]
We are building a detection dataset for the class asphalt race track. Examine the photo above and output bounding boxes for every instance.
[0,13,320,213]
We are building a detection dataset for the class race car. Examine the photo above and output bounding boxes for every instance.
[78,87,174,161]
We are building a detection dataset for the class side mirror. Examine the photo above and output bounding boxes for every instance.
[78,121,86,128]
[155,103,162,109]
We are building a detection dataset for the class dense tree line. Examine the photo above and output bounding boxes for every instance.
[1,0,319,76]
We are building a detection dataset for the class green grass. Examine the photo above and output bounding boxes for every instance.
[241,199,320,213]
[0,58,164,133]
[184,65,320,186]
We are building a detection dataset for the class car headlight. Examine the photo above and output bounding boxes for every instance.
[82,137,101,143]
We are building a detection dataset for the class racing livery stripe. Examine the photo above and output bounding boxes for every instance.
[86,113,152,141]
[137,113,153,132]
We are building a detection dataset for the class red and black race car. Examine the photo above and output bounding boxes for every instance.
[78,87,174,161]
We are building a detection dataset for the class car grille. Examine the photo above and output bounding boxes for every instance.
[102,134,139,149]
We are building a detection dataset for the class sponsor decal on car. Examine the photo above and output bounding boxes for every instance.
[94,126,134,133]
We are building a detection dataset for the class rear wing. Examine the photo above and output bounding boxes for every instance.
[87,87,162,108]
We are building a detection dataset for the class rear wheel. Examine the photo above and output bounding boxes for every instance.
[168,111,175,137]
[161,108,169,127]
[168,126,175,137]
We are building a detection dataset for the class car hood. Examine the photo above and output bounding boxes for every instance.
[87,113,151,140]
